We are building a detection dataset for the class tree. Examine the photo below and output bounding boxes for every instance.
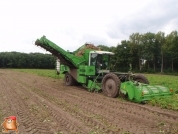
[155,31,165,73]
[112,40,131,71]
[129,33,143,71]
[0,52,56,69]
[141,32,157,72]
[165,30,178,71]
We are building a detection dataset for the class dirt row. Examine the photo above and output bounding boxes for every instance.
[0,69,178,134]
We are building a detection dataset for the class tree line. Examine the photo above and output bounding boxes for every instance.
[0,52,56,69]
[0,30,177,73]
[98,30,178,73]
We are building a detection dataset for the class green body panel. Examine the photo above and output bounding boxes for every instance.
[121,81,173,103]
[60,65,69,73]
[78,65,95,76]
[77,66,96,83]
[77,75,86,83]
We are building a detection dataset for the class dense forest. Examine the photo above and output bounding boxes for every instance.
[0,52,56,69]
[0,30,178,73]
[98,30,178,73]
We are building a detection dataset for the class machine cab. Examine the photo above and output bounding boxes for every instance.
[89,51,114,73]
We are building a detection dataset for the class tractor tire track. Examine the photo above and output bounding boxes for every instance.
[0,73,54,134]
[1,70,178,134]
[10,70,178,134]
[1,71,91,134]
[17,71,178,119]
[16,72,178,121]
[8,72,117,133]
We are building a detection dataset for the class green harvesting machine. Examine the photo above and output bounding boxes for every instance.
[35,36,173,103]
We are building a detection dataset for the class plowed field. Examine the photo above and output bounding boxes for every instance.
[0,69,178,134]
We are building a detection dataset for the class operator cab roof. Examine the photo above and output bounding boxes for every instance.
[90,50,114,55]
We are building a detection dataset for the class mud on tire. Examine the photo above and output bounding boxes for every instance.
[64,73,75,86]
[102,73,121,98]
[133,74,149,84]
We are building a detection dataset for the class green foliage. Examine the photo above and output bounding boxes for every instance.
[149,95,178,110]
[0,52,56,69]
[145,74,178,110]
[102,30,178,73]
[145,74,178,91]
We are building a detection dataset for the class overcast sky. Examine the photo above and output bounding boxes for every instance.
[0,0,177,53]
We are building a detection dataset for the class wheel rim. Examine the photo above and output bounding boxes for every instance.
[66,76,69,83]
[104,78,116,97]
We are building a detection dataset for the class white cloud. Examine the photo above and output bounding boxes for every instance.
[0,0,177,53]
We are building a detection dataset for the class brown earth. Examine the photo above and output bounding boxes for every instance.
[0,69,178,134]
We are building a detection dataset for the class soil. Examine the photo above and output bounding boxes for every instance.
[0,69,178,134]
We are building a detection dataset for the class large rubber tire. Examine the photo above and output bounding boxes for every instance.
[134,74,149,84]
[102,73,121,98]
[64,73,75,86]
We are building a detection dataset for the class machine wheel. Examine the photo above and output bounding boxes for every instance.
[64,73,75,86]
[134,74,149,84]
[102,73,121,98]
